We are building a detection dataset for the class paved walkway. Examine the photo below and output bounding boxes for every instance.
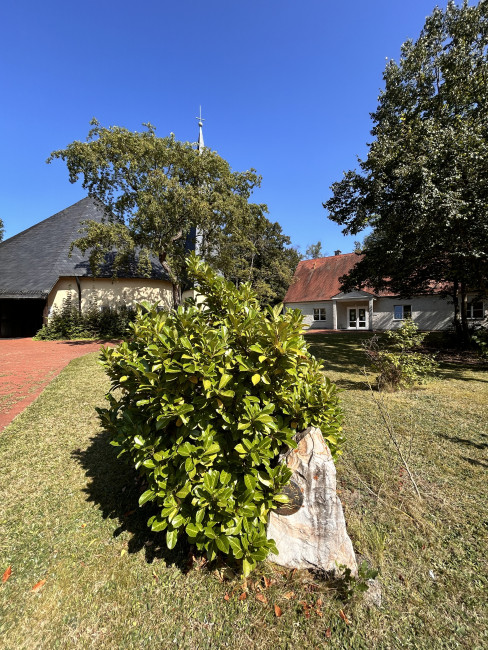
[0,338,115,432]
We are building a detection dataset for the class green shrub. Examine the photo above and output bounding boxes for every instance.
[97,253,343,575]
[34,294,136,340]
[364,320,438,390]
[471,327,488,360]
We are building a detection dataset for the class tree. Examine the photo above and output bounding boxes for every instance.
[324,1,488,339]
[211,209,301,305]
[0,218,4,242]
[48,120,267,308]
[305,241,324,259]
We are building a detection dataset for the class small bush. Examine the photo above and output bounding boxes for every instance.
[471,326,488,360]
[364,320,438,390]
[34,294,136,340]
[97,253,343,575]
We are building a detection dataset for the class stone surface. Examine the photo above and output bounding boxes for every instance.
[364,579,382,608]
[267,427,357,574]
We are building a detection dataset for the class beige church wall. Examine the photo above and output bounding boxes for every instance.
[79,277,173,311]
[47,278,78,314]
[284,302,333,329]
[47,276,173,316]
[373,295,454,331]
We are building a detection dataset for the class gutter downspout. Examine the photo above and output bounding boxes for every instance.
[74,276,82,314]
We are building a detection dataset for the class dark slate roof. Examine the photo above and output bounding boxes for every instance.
[0,197,169,299]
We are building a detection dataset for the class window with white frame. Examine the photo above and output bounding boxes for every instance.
[393,304,412,320]
[313,308,326,321]
[467,301,484,319]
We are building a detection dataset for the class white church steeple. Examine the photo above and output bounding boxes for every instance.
[196,106,205,154]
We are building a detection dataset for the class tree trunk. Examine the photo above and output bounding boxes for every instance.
[460,281,469,344]
[452,280,462,338]
[159,252,181,310]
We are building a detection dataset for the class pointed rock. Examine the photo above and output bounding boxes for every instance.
[267,427,357,574]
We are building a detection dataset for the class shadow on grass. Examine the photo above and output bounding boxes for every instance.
[305,332,375,377]
[462,456,488,469]
[438,363,488,383]
[437,432,488,450]
[71,430,191,571]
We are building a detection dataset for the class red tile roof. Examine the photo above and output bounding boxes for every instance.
[284,253,367,303]
[284,253,449,303]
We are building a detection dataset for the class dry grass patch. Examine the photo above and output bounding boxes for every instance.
[0,339,487,649]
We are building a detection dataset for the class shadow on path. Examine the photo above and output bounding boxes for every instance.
[71,430,190,570]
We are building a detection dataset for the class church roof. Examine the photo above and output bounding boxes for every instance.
[0,197,169,299]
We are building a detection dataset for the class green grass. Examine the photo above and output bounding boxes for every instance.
[0,337,487,649]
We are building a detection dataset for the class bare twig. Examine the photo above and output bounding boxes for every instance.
[361,369,422,500]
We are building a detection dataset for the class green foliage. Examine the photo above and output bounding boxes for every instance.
[305,241,323,259]
[364,320,438,390]
[48,120,297,308]
[337,561,379,600]
[324,1,488,339]
[471,326,488,360]
[97,253,343,575]
[34,293,136,340]
[212,213,301,307]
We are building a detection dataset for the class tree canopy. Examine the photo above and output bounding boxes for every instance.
[324,1,488,337]
[49,120,296,307]
[0,218,4,242]
[305,241,324,259]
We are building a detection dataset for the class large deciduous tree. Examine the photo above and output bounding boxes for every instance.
[324,1,488,339]
[48,120,270,308]
[211,209,301,306]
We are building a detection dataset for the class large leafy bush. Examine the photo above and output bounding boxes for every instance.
[97,253,343,574]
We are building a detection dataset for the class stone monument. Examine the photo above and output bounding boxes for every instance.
[267,426,357,574]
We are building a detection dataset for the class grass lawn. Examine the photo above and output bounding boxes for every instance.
[1,335,487,649]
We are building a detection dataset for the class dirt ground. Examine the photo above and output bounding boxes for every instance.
[0,338,115,432]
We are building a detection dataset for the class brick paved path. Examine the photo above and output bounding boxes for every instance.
[0,338,114,432]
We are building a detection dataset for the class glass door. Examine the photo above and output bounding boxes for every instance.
[348,306,367,329]
[348,308,357,329]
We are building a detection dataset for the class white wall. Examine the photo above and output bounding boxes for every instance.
[373,295,454,330]
[285,301,333,328]
[48,276,173,315]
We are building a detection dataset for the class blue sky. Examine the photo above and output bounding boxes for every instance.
[1,0,452,255]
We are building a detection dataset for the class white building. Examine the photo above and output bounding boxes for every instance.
[283,253,486,331]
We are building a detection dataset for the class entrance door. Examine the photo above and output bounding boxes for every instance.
[348,307,367,329]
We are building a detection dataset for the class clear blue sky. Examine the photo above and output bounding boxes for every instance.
[1,0,452,255]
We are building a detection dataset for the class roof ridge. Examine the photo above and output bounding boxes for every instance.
[0,196,96,247]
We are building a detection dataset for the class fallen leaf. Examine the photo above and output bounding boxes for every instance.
[263,576,271,589]
[120,549,126,557]
[274,604,282,617]
[31,579,46,592]
[224,593,230,601]
[284,591,295,600]
[339,609,350,625]
[316,598,323,607]
[81,524,86,528]
[256,593,268,605]
[325,627,332,638]
[238,592,247,601]
[2,567,12,583]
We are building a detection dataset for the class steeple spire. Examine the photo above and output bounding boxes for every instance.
[196,106,205,154]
